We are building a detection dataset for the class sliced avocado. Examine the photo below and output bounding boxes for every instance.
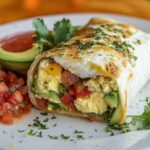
[0,46,38,62]
[110,104,121,123]
[48,102,59,111]
[48,90,62,104]
[105,92,118,109]
[48,103,56,111]
[109,91,121,123]
[0,60,32,74]
[41,91,67,110]
[32,80,67,109]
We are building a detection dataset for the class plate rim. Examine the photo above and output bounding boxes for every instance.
[0,12,150,27]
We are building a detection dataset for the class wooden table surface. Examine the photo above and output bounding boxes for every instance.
[0,0,150,24]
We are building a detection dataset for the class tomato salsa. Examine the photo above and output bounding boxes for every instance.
[0,70,32,125]
[0,31,34,52]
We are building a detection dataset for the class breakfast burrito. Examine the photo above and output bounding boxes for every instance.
[27,18,150,124]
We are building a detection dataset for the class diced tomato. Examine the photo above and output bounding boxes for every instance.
[0,105,3,117]
[8,81,20,90]
[0,70,32,125]
[23,94,30,102]
[2,111,13,124]
[37,99,47,109]
[75,85,90,98]
[8,90,23,104]
[68,86,76,96]
[0,92,5,104]
[12,105,20,115]
[3,92,11,99]
[19,86,28,95]
[2,102,13,112]
[21,103,32,114]
[61,93,74,104]
[68,102,76,110]
[0,70,6,81]
[0,82,9,93]
[6,71,17,83]
[17,78,25,86]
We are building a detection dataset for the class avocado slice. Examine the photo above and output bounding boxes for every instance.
[48,102,59,111]
[108,91,122,123]
[32,80,67,109]
[0,46,38,62]
[105,92,118,109]
[0,60,32,74]
[40,91,67,110]
[48,90,62,104]
[110,104,121,123]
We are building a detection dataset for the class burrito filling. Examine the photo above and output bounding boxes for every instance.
[32,58,121,122]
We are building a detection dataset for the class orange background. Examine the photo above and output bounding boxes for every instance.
[0,0,150,24]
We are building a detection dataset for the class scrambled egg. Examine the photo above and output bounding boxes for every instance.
[74,92,107,114]
[84,76,117,93]
[75,76,117,114]
[36,60,62,93]
[35,59,117,115]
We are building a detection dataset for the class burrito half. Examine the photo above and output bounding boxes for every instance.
[27,18,150,124]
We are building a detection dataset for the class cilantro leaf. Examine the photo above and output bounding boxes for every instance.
[33,18,53,51]
[33,18,78,52]
[129,102,150,130]
[53,18,77,44]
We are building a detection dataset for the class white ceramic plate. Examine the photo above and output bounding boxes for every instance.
[0,13,150,150]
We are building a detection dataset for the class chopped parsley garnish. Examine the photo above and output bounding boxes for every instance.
[36,131,43,137]
[61,134,70,140]
[74,130,84,134]
[51,115,57,120]
[27,129,37,136]
[106,123,130,136]
[53,123,57,127]
[134,39,142,45]
[17,129,25,133]
[40,112,48,116]
[43,118,49,122]
[27,129,43,137]
[111,41,134,52]
[33,18,79,51]
[32,117,49,129]
[145,97,150,102]
[133,56,138,61]
[95,26,106,36]
[75,40,95,49]
[76,135,84,139]
[94,129,98,132]
[48,135,58,139]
